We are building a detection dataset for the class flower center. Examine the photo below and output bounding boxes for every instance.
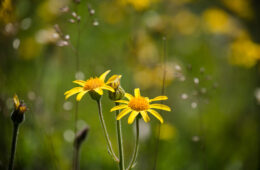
[84,78,104,90]
[128,97,150,111]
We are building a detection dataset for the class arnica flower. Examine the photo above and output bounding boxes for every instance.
[13,94,27,114]
[64,70,115,101]
[110,88,171,124]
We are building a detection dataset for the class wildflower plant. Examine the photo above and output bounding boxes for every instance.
[9,94,27,170]
[65,70,120,162]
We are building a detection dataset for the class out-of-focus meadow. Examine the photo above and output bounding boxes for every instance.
[1,0,260,169]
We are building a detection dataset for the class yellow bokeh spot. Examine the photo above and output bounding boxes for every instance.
[203,8,236,34]
[119,0,158,11]
[0,0,15,24]
[173,9,199,35]
[159,123,177,140]
[221,0,253,19]
[229,32,260,68]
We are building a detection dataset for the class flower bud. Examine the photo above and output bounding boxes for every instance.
[12,94,27,124]
[74,126,89,149]
[109,86,125,101]
[107,75,125,101]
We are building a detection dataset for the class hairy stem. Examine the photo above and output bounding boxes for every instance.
[127,118,139,170]
[97,99,119,162]
[8,123,19,170]
[115,103,125,170]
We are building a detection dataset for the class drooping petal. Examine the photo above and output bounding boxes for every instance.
[94,88,103,95]
[101,85,115,92]
[150,104,171,111]
[149,96,168,102]
[116,108,132,120]
[73,80,86,86]
[65,87,84,99]
[128,111,139,124]
[125,93,133,100]
[106,75,122,84]
[110,104,128,112]
[147,109,164,123]
[64,87,83,95]
[76,90,88,101]
[140,111,150,123]
[115,100,129,104]
[99,70,111,82]
[13,94,20,109]
[134,88,141,97]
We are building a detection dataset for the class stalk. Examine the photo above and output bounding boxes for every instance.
[8,123,19,170]
[97,99,119,162]
[115,103,125,170]
[127,118,140,170]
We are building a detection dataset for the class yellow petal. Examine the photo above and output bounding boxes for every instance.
[116,108,132,120]
[128,111,139,124]
[13,94,20,109]
[149,96,168,102]
[115,100,129,104]
[65,87,84,99]
[125,93,133,100]
[134,88,141,97]
[110,104,128,112]
[101,85,115,92]
[76,90,88,101]
[148,109,164,123]
[94,88,103,95]
[99,70,111,82]
[150,104,171,111]
[64,87,83,95]
[73,80,86,86]
[106,75,122,84]
[140,111,150,123]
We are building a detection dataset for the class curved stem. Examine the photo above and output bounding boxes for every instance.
[9,123,19,170]
[97,99,119,162]
[127,118,140,170]
[115,103,125,170]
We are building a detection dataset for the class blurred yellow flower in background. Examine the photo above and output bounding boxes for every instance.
[119,0,158,11]
[229,32,260,68]
[100,1,125,24]
[221,0,253,19]
[0,0,15,24]
[37,0,69,22]
[111,88,171,124]
[173,9,199,35]
[202,8,238,34]
[64,70,115,101]
[134,62,177,89]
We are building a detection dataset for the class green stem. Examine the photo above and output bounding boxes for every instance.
[8,123,19,170]
[97,99,119,162]
[127,118,139,170]
[73,145,80,170]
[115,103,125,170]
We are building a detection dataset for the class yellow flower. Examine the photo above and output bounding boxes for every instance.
[13,94,27,114]
[64,70,115,101]
[110,88,171,124]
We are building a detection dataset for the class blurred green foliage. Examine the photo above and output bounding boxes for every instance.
[0,0,260,170]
